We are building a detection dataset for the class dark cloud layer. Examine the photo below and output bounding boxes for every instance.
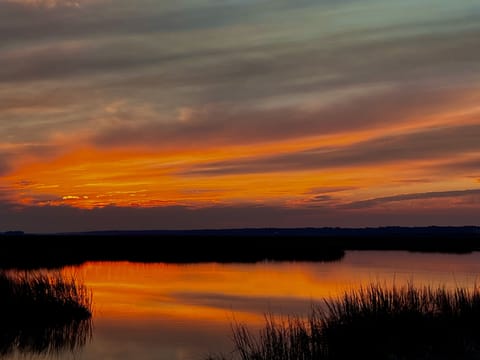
[182,124,480,176]
[343,189,480,209]
[433,158,480,174]
[0,156,10,176]
[1,1,480,106]
[1,199,480,233]
[93,85,475,149]
[0,2,247,45]
[305,186,356,195]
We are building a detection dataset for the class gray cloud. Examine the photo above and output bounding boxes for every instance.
[1,201,480,233]
[343,189,480,209]
[305,186,357,195]
[0,1,248,45]
[1,0,480,151]
[1,0,479,96]
[3,21,480,99]
[0,145,63,174]
[181,123,480,176]
[432,158,480,175]
[0,156,10,176]
[0,1,365,47]
[310,195,335,203]
[0,203,294,233]
[0,92,72,113]
[92,85,473,149]
[393,179,432,184]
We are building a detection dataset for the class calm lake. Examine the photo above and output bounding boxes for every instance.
[5,251,480,360]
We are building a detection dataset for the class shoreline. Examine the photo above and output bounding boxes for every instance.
[0,227,479,269]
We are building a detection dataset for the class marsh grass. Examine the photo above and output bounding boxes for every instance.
[0,271,93,355]
[0,271,92,322]
[210,283,480,360]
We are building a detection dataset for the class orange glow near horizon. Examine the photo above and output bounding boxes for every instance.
[3,116,480,211]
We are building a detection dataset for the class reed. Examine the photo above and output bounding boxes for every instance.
[0,271,92,322]
[0,271,93,355]
[209,283,480,359]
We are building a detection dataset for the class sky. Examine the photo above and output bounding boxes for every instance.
[1,0,480,232]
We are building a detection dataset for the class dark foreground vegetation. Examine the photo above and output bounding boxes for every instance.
[0,226,479,269]
[208,283,480,360]
[0,271,92,356]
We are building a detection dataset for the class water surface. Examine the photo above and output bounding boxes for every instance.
[4,251,480,360]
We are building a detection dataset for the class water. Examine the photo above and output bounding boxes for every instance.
[4,251,480,360]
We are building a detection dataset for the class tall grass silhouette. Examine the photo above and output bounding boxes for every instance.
[0,271,92,355]
[208,283,480,359]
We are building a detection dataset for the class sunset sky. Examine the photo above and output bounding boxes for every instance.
[1,0,480,232]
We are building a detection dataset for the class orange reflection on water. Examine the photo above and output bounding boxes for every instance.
[62,261,339,325]
[61,253,480,330]
[63,263,352,333]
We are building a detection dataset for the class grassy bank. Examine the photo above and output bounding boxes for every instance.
[0,271,92,355]
[209,283,480,360]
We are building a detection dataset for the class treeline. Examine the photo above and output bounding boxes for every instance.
[0,226,479,269]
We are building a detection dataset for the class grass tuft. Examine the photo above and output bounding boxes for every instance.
[0,271,93,355]
[0,271,92,322]
[209,283,480,360]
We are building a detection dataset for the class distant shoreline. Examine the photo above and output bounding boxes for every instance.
[1,226,479,269]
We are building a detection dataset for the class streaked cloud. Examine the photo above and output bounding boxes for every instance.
[0,154,11,175]
[305,186,357,195]
[343,189,480,210]
[2,201,480,233]
[90,85,478,149]
[181,123,480,176]
[431,157,480,174]
[4,0,82,8]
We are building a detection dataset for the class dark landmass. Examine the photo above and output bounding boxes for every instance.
[0,226,479,269]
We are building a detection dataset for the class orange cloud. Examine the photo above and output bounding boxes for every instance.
[3,118,479,211]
